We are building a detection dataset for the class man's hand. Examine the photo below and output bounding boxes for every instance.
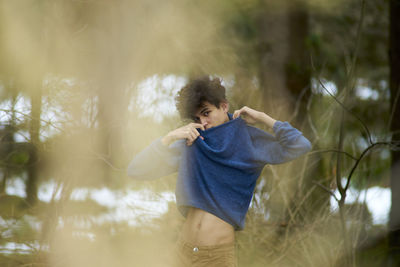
[162,123,205,146]
[233,106,277,128]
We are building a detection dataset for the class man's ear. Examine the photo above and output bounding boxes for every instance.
[221,101,229,112]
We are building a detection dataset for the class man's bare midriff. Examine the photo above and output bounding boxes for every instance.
[180,207,235,246]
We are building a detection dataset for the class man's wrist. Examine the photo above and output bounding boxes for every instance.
[161,134,173,146]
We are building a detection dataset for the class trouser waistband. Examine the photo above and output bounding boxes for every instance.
[176,238,235,253]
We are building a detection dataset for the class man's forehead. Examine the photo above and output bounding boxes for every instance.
[199,102,212,108]
[196,102,213,113]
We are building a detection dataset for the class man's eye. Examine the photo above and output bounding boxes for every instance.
[204,111,209,116]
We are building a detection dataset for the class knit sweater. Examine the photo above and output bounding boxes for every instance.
[127,115,311,230]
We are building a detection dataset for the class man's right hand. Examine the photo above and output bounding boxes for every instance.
[161,123,205,146]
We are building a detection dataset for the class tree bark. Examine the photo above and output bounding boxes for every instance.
[26,80,42,206]
[285,0,311,120]
[257,1,292,118]
[388,0,400,264]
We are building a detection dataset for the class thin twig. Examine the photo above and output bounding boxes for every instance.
[344,141,394,192]
[310,61,373,147]
[312,180,339,202]
[308,149,358,161]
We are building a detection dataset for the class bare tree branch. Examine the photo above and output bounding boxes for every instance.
[312,180,339,202]
[308,149,358,161]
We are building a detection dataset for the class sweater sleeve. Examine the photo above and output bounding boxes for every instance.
[127,138,183,180]
[248,121,311,167]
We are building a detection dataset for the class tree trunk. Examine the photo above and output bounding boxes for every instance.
[257,0,327,227]
[285,0,311,120]
[0,91,17,195]
[388,0,400,264]
[257,1,292,118]
[96,2,129,184]
[26,79,42,206]
[286,0,330,222]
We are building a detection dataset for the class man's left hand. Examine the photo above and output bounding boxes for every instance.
[233,106,276,128]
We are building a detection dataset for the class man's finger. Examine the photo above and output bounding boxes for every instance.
[189,131,197,141]
[233,110,241,119]
[186,137,194,145]
[191,123,205,131]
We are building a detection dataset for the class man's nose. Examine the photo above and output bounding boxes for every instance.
[200,117,208,125]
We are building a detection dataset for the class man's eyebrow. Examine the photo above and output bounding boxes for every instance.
[199,108,209,114]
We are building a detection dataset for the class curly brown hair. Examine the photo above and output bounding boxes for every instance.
[175,76,227,120]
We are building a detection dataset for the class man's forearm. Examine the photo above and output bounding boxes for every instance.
[258,112,277,129]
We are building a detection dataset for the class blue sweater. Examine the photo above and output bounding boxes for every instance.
[127,115,311,230]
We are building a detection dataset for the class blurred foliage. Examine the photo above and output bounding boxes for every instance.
[0,0,395,266]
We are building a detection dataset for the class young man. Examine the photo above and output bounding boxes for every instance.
[127,76,311,267]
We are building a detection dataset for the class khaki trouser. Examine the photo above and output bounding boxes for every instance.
[172,238,238,267]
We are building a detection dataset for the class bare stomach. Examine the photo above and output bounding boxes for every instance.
[179,207,235,246]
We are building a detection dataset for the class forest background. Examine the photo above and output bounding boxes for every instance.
[0,0,399,266]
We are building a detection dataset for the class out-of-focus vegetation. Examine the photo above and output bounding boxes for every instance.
[0,0,399,266]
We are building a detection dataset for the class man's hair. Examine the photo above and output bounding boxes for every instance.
[175,76,227,120]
